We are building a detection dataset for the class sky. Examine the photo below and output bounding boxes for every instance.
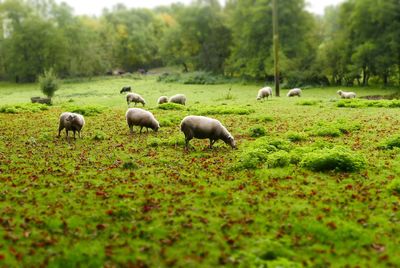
[55,0,344,16]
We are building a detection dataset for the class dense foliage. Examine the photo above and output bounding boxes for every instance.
[0,0,399,85]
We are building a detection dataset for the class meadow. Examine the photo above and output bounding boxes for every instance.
[1,76,400,267]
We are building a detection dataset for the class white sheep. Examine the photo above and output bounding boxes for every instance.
[169,94,186,105]
[180,115,236,150]
[257,87,273,101]
[287,88,302,97]
[126,108,159,134]
[126,93,146,107]
[157,96,169,105]
[337,90,356,99]
[58,112,85,139]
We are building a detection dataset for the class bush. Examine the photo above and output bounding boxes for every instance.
[0,103,49,114]
[310,125,341,137]
[235,138,292,170]
[63,104,106,116]
[249,125,266,138]
[300,147,366,172]
[158,103,186,110]
[286,131,308,142]
[93,131,108,141]
[387,179,400,195]
[252,115,273,123]
[379,135,400,149]
[197,106,254,115]
[267,151,291,168]
[296,100,320,106]
[38,68,60,98]
[157,73,181,83]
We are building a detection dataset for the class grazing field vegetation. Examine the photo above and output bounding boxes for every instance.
[1,77,400,266]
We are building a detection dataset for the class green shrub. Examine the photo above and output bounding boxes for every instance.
[38,68,60,98]
[387,179,400,195]
[252,115,274,123]
[301,147,366,172]
[249,125,266,138]
[198,106,254,115]
[157,73,181,83]
[286,131,308,142]
[296,100,320,106]
[267,151,291,168]
[310,125,341,137]
[158,115,181,127]
[122,160,139,170]
[235,138,292,170]
[379,135,400,149]
[148,138,161,147]
[93,131,108,141]
[158,103,186,110]
[0,103,49,114]
[63,104,106,116]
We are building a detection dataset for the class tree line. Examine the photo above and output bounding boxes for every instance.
[0,0,399,86]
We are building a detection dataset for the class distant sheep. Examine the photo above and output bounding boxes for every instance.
[180,115,236,150]
[126,93,146,107]
[157,96,168,105]
[126,108,159,134]
[169,94,186,105]
[257,87,273,101]
[120,86,131,94]
[287,88,302,97]
[58,112,85,139]
[337,90,356,99]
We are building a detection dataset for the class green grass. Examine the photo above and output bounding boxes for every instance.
[1,77,400,267]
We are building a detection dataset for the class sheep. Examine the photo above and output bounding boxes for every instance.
[58,112,85,139]
[337,90,356,99]
[120,86,131,94]
[169,94,186,105]
[126,108,159,134]
[157,96,169,105]
[257,86,273,101]
[180,115,236,150]
[287,88,302,97]
[126,93,146,107]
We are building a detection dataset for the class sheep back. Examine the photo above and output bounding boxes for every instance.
[126,108,159,131]
[257,87,272,100]
[169,94,186,105]
[158,96,169,104]
[180,115,235,148]
[126,93,146,106]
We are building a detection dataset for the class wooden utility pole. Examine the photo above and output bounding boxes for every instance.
[272,0,280,96]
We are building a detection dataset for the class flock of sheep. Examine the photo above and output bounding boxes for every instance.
[58,86,357,149]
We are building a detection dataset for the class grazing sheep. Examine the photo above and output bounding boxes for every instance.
[126,108,159,134]
[180,115,236,150]
[337,90,356,99]
[287,88,302,97]
[169,94,186,105]
[157,96,169,105]
[257,87,273,101]
[58,112,85,139]
[120,86,131,94]
[126,93,146,107]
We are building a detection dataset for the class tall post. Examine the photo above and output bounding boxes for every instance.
[272,0,280,96]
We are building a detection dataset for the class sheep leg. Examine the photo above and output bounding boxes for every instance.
[140,126,143,134]
[73,130,76,139]
[58,127,63,137]
[209,139,215,149]
[78,130,82,138]
[185,138,190,150]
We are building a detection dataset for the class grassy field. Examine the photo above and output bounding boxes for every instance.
[1,76,400,267]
